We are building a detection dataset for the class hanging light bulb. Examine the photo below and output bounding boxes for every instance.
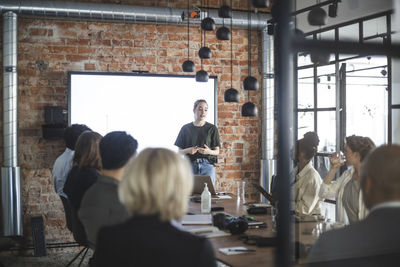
[216,26,231,40]
[224,0,239,103]
[241,102,258,116]
[243,4,258,91]
[201,0,215,31]
[252,0,269,8]
[182,0,195,72]
[218,5,232,18]
[196,70,209,82]
[224,88,239,102]
[307,6,327,26]
[243,76,259,90]
[182,60,195,72]
[241,1,257,116]
[201,17,216,31]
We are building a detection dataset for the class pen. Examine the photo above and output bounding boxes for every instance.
[228,249,256,252]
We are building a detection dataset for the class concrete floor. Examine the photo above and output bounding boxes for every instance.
[0,247,93,267]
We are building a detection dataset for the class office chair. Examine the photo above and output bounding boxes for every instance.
[60,196,90,267]
[60,196,73,232]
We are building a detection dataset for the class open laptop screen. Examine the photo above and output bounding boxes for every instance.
[192,175,216,196]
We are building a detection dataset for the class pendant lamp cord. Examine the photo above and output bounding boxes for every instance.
[247,0,251,101]
[200,0,203,68]
[187,0,190,58]
[230,0,233,88]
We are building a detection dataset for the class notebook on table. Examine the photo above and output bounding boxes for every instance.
[192,175,217,196]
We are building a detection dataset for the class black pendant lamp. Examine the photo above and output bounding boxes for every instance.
[196,69,209,82]
[218,5,232,18]
[252,0,268,8]
[224,0,239,102]
[310,51,330,65]
[243,3,258,91]
[196,4,209,83]
[241,102,258,116]
[216,2,231,41]
[241,0,257,116]
[182,0,195,72]
[201,0,215,31]
[307,3,327,26]
[199,0,212,59]
[216,25,231,40]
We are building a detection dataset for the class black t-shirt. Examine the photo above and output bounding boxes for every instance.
[174,122,221,164]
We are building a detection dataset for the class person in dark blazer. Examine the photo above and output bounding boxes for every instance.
[308,144,400,266]
[94,148,217,267]
[64,131,102,211]
[79,131,138,246]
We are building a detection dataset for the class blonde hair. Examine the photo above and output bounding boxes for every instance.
[119,148,193,221]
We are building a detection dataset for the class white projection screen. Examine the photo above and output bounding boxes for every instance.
[69,72,217,152]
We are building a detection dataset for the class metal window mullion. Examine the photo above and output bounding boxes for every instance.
[387,13,392,144]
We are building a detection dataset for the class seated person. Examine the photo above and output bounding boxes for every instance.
[64,131,102,211]
[293,132,323,217]
[94,148,217,267]
[319,135,375,224]
[79,131,138,246]
[308,144,400,266]
[52,124,91,198]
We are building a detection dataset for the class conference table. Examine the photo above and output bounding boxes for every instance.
[187,195,325,267]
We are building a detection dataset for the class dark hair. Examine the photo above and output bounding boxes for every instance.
[298,131,320,160]
[345,135,375,162]
[73,131,102,171]
[193,99,207,111]
[100,131,138,170]
[64,124,92,150]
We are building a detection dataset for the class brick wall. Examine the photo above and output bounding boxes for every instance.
[0,0,265,244]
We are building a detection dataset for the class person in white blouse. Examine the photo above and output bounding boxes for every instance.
[293,132,323,217]
[319,135,375,224]
[308,144,400,266]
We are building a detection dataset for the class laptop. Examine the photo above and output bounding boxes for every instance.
[252,183,276,205]
[192,175,217,196]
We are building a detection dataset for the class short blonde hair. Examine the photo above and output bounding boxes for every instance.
[119,148,193,221]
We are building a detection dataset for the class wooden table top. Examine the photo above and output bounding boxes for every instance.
[188,196,275,267]
[187,195,326,267]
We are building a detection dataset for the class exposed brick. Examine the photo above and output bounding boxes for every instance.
[9,8,263,245]
[85,63,96,70]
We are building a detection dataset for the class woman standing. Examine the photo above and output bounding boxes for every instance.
[174,99,221,183]
[293,132,323,217]
[319,135,375,224]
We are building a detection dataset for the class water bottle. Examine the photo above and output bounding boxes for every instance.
[201,183,211,213]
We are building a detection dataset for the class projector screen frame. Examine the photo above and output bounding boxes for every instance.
[68,71,218,151]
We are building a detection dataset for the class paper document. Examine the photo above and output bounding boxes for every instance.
[186,226,231,238]
[216,195,232,199]
[181,214,212,225]
[219,246,256,255]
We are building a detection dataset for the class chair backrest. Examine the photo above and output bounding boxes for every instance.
[70,205,89,247]
[60,196,73,232]
[60,195,88,246]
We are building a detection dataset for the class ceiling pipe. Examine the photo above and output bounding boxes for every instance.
[0,0,270,29]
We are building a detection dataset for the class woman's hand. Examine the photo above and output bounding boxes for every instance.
[198,144,211,155]
[188,146,199,155]
[329,152,345,169]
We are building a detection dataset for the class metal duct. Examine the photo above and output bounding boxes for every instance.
[2,11,22,237]
[0,0,270,29]
[260,29,275,202]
